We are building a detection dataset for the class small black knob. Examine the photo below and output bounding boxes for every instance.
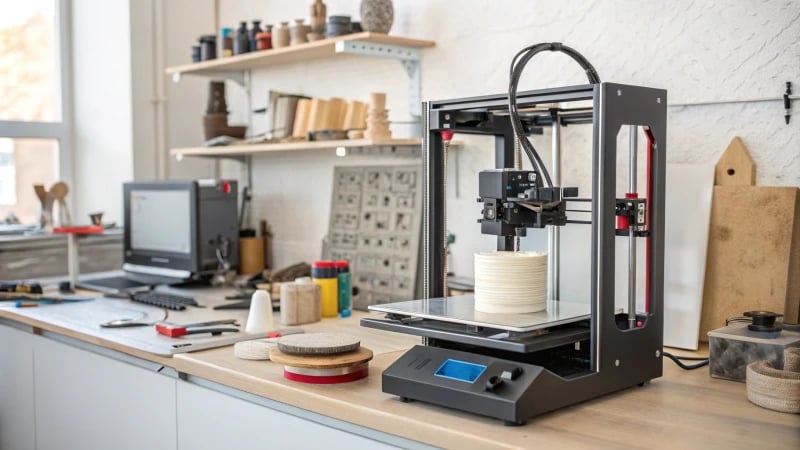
[485,375,504,392]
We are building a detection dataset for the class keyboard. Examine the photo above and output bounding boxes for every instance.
[130,291,198,311]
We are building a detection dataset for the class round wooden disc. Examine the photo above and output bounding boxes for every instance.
[234,339,276,360]
[269,346,373,369]
[277,332,360,355]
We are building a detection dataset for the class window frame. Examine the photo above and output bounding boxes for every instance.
[0,0,74,189]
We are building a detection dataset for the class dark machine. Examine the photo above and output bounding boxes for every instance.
[362,43,667,425]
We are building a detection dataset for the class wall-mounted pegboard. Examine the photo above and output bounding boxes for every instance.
[324,164,422,310]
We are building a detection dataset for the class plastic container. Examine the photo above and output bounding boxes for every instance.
[334,260,351,314]
[312,261,338,318]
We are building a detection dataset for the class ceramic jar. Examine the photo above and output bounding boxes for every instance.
[290,19,309,46]
[273,21,291,48]
[360,0,393,34]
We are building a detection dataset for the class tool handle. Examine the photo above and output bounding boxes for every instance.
[185,327,240,336]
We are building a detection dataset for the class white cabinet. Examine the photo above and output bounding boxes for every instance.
[176,381,398,450]
[33,336,177,450]
[0,323,36,450]
[1,323,405,450]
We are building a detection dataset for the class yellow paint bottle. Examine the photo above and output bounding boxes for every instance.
[312,261,338,318]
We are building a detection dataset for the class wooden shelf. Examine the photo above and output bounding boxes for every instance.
[166,33,434,79]
[170,138,423,158]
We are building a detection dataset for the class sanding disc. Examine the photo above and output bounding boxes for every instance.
[234,338,278,360]
[283,363,369,384]
[269,346,373,369]
[277,332,360,355]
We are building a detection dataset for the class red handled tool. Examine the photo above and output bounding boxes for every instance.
[156,319,239,337]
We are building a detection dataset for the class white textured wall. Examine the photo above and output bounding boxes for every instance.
[164,0,799,279]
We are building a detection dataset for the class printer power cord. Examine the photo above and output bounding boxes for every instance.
[662,352,710,370]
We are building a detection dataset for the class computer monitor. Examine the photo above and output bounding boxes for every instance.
[122,180,239,281]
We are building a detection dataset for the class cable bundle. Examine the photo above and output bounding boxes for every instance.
[507,42,600,188]
[474,251,548,314]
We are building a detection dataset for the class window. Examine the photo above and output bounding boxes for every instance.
[0,0,71,225]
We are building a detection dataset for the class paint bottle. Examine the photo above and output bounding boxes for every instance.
[334,260,351,315]
[312,261,338,318]
[220,27,233,57]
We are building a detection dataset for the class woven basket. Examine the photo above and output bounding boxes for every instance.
[746,348,800,414]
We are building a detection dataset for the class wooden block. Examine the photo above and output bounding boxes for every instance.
[369,92,386,111]
[307,99,329,132]
[700,186,800,340]
[291,99,311,138]
[327,97,347,130]
[715,137,756,186]
[342,100,366,130]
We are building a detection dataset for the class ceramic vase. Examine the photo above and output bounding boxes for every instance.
[310,0,327,35]
[290,19,309,46]
[360,0,393,34]
[273,21,291,48]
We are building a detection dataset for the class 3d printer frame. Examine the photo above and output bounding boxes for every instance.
[363,82,667,424]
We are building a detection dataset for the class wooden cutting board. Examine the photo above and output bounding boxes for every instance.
[699,138,800,340]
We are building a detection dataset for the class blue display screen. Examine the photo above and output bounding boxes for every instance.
[434,359,487,383]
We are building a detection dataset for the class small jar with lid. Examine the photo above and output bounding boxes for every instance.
[199,35,217,60]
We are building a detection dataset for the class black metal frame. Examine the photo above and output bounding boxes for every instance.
[367,82,667,423]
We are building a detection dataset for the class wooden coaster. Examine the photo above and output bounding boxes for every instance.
[269,346,373,369]
[277,332,360,355]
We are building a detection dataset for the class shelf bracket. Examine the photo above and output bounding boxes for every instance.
[336,40,422,120]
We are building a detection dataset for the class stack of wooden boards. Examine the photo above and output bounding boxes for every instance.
[269,333,373,384]
[700,137,800,340]
[291,96,378,139]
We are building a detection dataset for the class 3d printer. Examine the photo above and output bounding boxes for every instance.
[362,44,667,425]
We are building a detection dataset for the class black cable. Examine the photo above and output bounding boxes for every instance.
[663,352,709,370]
[667,354,709,361]
[508,42,600,188]
[725,316,751,326]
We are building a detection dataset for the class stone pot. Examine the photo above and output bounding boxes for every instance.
[360,0,393,34]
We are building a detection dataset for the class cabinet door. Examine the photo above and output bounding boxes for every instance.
[177,380,398,450]
[0,324,36,450]
[33,337,177,450]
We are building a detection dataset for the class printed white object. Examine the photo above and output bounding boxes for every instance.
[474,251,548,314]
[245,290,275,333]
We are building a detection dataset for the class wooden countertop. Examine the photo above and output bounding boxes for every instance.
[1,290,797,449]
